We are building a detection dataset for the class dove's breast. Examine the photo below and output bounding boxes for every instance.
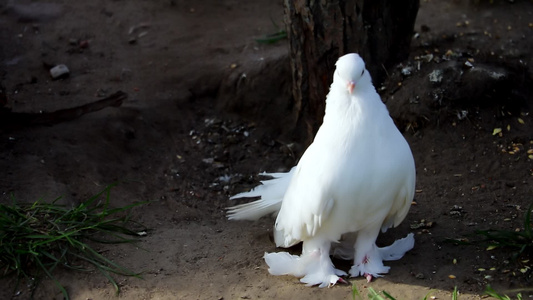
[320,118,415,234]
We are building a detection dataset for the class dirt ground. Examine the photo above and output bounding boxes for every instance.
[1,0,532,299]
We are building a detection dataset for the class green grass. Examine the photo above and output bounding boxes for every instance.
[485,286,523,300]
[446,202,533,264]
[254,17,287,44]
[351,285,449,300]
[351,285,523,300]
[473,202,533,258]
[254,30,287,44]
[0,184,147,299]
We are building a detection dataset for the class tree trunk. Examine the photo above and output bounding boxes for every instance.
[284,0,419,144]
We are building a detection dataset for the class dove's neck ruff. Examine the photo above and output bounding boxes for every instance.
[328,70,377,116]
[322,54,390,143]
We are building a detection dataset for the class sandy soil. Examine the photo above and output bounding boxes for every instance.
[0,0,532,299]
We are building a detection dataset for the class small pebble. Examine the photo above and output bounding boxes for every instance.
[428,69,443,83]
[49,64,69,79]
[79,40,89,48]
[401,66,413,76]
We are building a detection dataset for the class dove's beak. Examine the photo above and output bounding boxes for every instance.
[347,81,355,94]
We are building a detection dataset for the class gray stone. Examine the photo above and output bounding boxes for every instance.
[50,64,70,79]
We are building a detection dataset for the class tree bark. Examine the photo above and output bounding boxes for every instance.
[284,0,419,143]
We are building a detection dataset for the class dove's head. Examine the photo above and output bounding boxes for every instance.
[334,53,370,95]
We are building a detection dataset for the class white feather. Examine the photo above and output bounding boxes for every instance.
[227,169,294,221]
[228,53,416,287]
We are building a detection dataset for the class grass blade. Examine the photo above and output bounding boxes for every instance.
[0,184,147,299]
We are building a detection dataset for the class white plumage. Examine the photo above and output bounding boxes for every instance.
[227,53,416,288]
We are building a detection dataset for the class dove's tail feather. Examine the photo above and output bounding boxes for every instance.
[227,168,294,221]
[226,197,282,221]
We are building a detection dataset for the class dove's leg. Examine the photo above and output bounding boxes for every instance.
[349,230,415,282]
[299,238,347,288]
[265,237,347,288]
[349,226,389,282]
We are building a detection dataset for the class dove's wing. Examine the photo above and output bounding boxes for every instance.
[377,131,416,232]
[272,142,338,247]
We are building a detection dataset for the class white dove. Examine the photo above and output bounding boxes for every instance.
[227,53,416,288]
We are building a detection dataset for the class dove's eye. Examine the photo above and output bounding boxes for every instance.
[361,70,365,76]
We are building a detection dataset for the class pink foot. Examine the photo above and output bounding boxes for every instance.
[364,273,373,283]
[337,277,348,285]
